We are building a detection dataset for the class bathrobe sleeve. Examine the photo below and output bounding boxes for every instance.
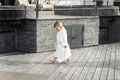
[61,29,68,46]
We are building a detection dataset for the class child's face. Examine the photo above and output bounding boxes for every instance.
[55,25,62,31]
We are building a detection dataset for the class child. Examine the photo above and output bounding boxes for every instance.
[49,21,71,64]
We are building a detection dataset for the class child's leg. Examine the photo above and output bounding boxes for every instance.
[64,57,71,64]
[49,56,57,63]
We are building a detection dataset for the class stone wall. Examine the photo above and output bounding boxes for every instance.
[0,24,15,53]
[36,17,99,52]
[99,16,113,44]
[99,16,120,44]
[109,16,120,43]
[13,16,120,53]
[17,19,37,53]
[36,20,56,52]
[0,17,99,53]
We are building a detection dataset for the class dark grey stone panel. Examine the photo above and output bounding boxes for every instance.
[109,16,120,43]
[65,24,84,48]
[0,32,15,53]
[17,19,37,53]
[0,6,26,20]
[99,28,109,44]
[99,16,120,44]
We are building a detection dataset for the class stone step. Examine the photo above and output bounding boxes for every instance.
[0,71,53,80]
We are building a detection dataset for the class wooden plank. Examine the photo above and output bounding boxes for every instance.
[63,48,90,80]
[70,47,95,80]
[0,52,26,61]
[93,44,110,80]
[20,52,51,73]
[46,49,82,75]
[99,44,112,80]
[40,50,79,76]
[27,52,54,74]
[77,46,99,80]
[0,53,28,72]
[84,45,103,80]
[107,43,116,80]
[52,48,86,80]
[52,48,89,78]
[115,42,120,80]
[0,52,50,73]
[0,42,119,80]
[21,52,49,62]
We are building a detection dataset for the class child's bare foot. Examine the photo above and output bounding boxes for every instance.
[64,58,71,64]
[49,57,57,63]
[49,59,56,63]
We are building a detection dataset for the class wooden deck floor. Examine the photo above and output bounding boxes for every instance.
[0,42,120,80]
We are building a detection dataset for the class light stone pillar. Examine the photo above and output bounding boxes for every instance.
[108,0,114,5]
[103,0,114,5]
[17,0,29,5]
[103,0,107,5]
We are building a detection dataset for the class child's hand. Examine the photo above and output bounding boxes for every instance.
[64,46,67,48]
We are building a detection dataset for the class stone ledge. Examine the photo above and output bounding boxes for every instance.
[54,5,119,16]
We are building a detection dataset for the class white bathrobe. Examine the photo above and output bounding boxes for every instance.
[55,27,71,62]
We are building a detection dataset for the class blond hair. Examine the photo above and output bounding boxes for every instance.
[54,21,63,28]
